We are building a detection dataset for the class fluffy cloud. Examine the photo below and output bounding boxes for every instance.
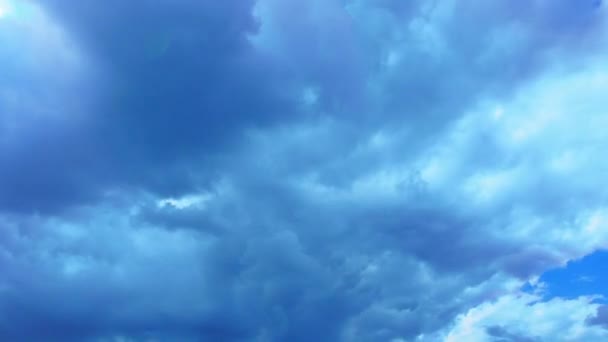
[444,293,607,342]
[1,0,608,341]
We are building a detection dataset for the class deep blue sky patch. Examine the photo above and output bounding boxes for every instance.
[539,250,608,301]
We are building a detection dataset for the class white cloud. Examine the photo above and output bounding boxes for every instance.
[445,292,607,342]
[157,193,212,210]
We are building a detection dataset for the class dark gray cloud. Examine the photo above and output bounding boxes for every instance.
[486,325,539,342]
[1,0,297,213]
[588,305,608,329]
[486,326,539,342]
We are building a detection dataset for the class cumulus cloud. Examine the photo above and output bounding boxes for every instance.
[444,293,606,342]
[1,0,608,341]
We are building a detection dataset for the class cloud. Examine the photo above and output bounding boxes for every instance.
[444,293,606,342]
[1,0,296,213]
[3,0,606,213]
[588,305,608,330]
[485,325,539,342]
[1,0,608,341]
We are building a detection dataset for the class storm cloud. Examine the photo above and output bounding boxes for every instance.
[1,0,608,341]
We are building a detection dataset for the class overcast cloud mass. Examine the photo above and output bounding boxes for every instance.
[1,0,608,341]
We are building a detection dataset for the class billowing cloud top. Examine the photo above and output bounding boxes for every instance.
[1,0,608,341]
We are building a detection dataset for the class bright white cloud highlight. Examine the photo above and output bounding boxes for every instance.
[445,293,607,342]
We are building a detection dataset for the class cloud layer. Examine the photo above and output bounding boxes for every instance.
[1,0,608,341]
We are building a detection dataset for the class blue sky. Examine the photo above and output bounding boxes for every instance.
[1,0,608,341]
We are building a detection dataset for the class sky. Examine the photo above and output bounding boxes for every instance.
[1,0,608,341]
